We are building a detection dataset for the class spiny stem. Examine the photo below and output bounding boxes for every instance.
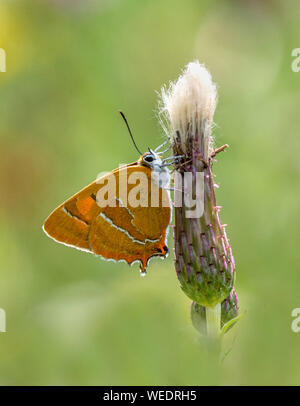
[210,144,229,158]
[206,303,221,339]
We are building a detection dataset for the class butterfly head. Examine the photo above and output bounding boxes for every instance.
[139,149,170,188]
[140,148,162,168]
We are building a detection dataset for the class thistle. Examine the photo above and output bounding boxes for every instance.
[160,61,238,339]
[191,287,239,336]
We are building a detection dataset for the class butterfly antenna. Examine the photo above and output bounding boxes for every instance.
[119,111,143,156]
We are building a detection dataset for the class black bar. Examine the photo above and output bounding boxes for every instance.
[0,386,299,402]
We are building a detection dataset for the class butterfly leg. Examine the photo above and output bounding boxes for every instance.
[162,154,185,163]
[159,145,172,154]
[154,139,170,153]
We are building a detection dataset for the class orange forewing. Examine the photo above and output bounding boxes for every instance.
[43,163,171,272]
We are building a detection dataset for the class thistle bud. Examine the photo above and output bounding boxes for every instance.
[191,287,239,335]
[160,61,235,309]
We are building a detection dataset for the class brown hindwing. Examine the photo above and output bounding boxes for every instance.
[43,164,171,272]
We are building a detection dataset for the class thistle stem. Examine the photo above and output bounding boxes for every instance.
[206,303,221,339]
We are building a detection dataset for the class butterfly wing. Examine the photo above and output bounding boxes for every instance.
[43,164,171,272]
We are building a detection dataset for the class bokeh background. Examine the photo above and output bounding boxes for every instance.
[0,0,299,385]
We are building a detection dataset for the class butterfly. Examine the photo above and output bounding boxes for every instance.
[43,113,180,274]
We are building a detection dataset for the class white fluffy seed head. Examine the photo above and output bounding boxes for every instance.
[159,61,217,158]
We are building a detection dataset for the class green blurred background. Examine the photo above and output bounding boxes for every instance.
[0,0,300,385]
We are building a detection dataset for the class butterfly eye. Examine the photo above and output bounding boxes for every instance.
[144,155,154,163]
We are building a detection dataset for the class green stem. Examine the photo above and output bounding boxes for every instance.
[206,303,221,339]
